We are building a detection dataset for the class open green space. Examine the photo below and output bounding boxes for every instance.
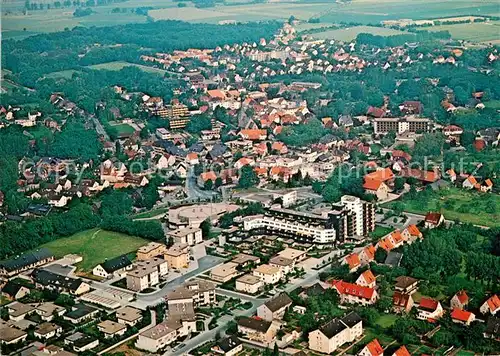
[40,228,148,271]
[418,20,500,43]
[88,61,167,75]
[132,207,169,220]
[374,313,398,328]
[111,123,137,136]
[310,25,409,41]
[370,226,393,239]
[384,187,500,227]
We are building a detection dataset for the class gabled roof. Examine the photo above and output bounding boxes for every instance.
[264,293,293,312]
[454,290,469,305]
[419,297,439,312]
[0,248,54,272]
[395,276,418,289]
[100,255,132,273]
[364,339,384,356]
[32,269,85,293]
[393,346,411,356]
[332,280,376,300]
[393,291,412,308]
[359,270,376,285]
[424,212,443,224]
[363,179,384,191]
[486,295,500,313]
[362,245,376,261]
[406,224,421,237]
[2,281,27,297]
[345,253,360,270]
[215,335,242,353]
[237,316,272,333]
[365,168,394,182]
[451,308,473,322]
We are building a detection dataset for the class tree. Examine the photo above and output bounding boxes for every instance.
[238,165,258,189]
[200,219,211,239]
[375,248,388,263]
[204,179,213,190]
[394,177,405,191]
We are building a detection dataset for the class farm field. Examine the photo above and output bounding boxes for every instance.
[40,228,148,271]
[88,61,167,75]
[310,25,408,41]
[418,20,500,43]
[384,187,500,227]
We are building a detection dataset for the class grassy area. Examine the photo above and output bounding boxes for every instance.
[88,61,167,75]
[132,207,169,219]
[484,100,500,109]
[40,228,148,271]
[370,226,393,239]
[418,20,500,43]
[310,25,409,41]
[111,123,136,136]
[375,313,398,328]
[384,187,500,227]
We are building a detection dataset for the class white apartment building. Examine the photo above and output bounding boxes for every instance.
[341,195,364,236]
[168,227,203,246]
[253,264,282,285]
[126,258,168,292]
[236,274,263,294]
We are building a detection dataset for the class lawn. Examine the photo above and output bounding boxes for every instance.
[310,25,409,41]
[375,313,398,328]
[419,20,500,43]
[384,187,500,227]
[370,225,393,239]
[40,228,148,271]
[132,207,169,220]
[88,61,167,76]
[484,100,500,109]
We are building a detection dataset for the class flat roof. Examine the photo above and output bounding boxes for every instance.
[116,306,142,322]
[237,274,262,285]
[168,227,201,237]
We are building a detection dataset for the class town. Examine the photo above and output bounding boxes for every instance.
[1,12,499,356]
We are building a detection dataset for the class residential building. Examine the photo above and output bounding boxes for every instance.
[116,306,143,326]
[343,253,361,272]
[63,304,99,324]
[211,335,243,356]
[0,248,54,277]
[164,243,189,270]
[167,280,216,308]
[34,322,62,340]
[424,212,444,229]
[356,270,376,288]
[451,308,475,326]
[269,256,295,276]
[340,195,375,237]
[0,326,28,345]
[257,293,293,321]
[277,247,307,262]
[417,298,444,321]
[394,276,419,294]
[358,338,384,356]
[6,302,35,321]
[126,257,168,292]
[480,295,500,316]
[392,345,411,356]
[393,292,414,314]
[72,336,99,353]
[168,227,203,246]
[136,318,196,352]
[232,253,261,267]
[97,320,127,339]
[332,281,379,306]
[92,254,132,279]
[31,269,90,296]
[235,274,263,294]
[35,302,66,321]
[253,264,282,285]
[237,317,279,344]
[210,262,239,283]
[373,116,431,134]
[1,281,30,300]
[451,290,469,310]
[359,245,376,264]
[137,242,167,261]
[308,312,363,354]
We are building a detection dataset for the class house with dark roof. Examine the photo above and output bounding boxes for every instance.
[0,248,54,277]
[299,282,326,299]
[237,316,279,344]
[424,211,444,229]
[92,255,132,279]
[257,292,293,321]
[31,269,90,296]
[308,312,362,354]
[1,281,30,301]
[211,335,243,356]
[63,303,99,324]
[394,276,419,294]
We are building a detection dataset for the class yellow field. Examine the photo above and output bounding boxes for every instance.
[420,21,500,43]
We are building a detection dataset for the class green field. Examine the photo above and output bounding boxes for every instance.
[3,0,499,37]
[374,313,398,328]
[419,20,500,43]
[111,123,137,136]
[40,228,148,271]
[384,187,500,227]
[310,25,409,41]
[88,61,167,75]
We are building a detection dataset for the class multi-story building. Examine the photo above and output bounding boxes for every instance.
[210,262,239,283]
[331,280,379,306]
[243,196,374,246]
[168,227,203,246]
[235,274,264,294]
[137,242,167,261]
[156,100,190,129]
[126,257,168,292]
[237,317,279,344]
[167,280,216,308]
[253,264,282,285]
[136,318,196,352]
[308,312,362,354]
[257,293,293,321]
[373,116,431,134]
[164,244,189,270]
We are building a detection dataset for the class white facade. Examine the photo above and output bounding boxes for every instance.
[341,195,363,236]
